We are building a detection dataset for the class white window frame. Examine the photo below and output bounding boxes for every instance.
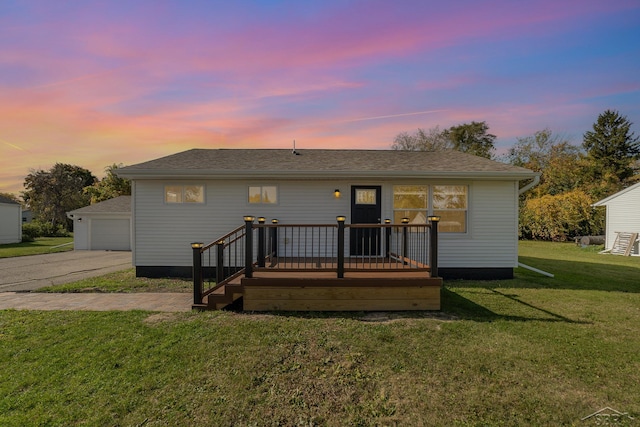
[164,184,205,204]
[248,185,278,205]
[392,185,429,224]
[392,184,468,234]
[432,185,468,234]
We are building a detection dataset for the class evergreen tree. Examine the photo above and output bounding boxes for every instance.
[583,110,640,191]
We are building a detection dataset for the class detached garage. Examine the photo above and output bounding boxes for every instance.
[67,196,131,251]
[593,182,640,256]
[0,195,22,244]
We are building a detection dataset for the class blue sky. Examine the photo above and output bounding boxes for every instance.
[1,0,639,194]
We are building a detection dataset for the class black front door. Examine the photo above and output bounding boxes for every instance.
[350,186,382,255]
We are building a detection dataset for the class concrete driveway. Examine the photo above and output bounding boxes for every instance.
[0,251,132,292]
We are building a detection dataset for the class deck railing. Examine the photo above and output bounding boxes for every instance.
[191,224,247,304]
[192,216,440,305]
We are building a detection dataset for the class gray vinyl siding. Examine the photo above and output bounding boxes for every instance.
[602,187,640,253]
[438,181,518,268]
[0,203,21,244]
[132,179,520,268]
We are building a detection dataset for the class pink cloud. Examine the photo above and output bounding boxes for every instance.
[0,0,637,195]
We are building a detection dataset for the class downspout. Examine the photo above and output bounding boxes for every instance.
[518,175,540,195]
[516,174,553,277]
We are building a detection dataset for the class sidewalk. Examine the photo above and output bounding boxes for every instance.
[0,292,193,312]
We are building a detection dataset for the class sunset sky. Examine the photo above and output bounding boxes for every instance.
[1,0,639,195]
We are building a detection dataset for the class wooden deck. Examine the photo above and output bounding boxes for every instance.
[202,269,442,311]
[193,220,442,312]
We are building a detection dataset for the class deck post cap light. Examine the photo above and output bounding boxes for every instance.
[384,219,391,224]
[258,217,265,223]
[271,218,279,224]
[243,215,255,222]
[191,242,203,249]
[336,215,346,222]
[427,216,441,222]
[401,217,410,224]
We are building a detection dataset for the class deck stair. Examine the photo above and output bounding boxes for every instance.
[204,277,243,310]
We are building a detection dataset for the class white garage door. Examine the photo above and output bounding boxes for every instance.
[91,219,130,250]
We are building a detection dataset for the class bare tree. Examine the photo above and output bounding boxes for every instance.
[391,126,452,151]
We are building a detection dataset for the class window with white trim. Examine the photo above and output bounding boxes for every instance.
[393,185,428,224]
[393,185,468,233]
[249,185,278,204]
[432,185,467,233]
[165,185,204,203]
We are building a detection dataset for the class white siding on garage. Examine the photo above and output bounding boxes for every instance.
[0,203,22,244]
[600,185,640,255]
[91,219,131,250]
[133,178,520,269]
[73,219,90,250]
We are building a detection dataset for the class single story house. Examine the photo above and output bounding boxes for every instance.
[66,196,132,251]
[117,149,538,280]
[0,195,22,244]
[593,182,640,256]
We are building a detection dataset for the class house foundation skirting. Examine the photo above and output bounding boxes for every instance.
[438,268,513,280]
[137,266,197,278]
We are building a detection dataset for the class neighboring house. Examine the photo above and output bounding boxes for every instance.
[21,209,33,223]
[66,196,132,251]
[0,195,22,244]
[117,149,537,280]
[593,182,640,256]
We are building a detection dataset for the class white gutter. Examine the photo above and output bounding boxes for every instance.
[518,175,540,195]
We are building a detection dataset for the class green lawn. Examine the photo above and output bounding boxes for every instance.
[36,268,192,293]
[1,242,639,426]
[0,237,74,258]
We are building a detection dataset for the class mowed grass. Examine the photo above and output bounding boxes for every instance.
[36,268,192,293]
[0,237,73,258]
[1,242,639,426]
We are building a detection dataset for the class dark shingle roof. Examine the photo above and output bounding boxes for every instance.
[68,196,131,215]
[117,149,536,179]
[0,195,20,205]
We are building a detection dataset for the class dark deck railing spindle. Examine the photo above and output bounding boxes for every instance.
[191,242,203,305]
[257,217,265,268]
[244,216,255,278]
[428,216,440,278]
[337,216,346,278]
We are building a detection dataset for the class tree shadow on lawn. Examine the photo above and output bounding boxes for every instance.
[441,287,590,324]
[450,255,639,293]
[238,288,589,325]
